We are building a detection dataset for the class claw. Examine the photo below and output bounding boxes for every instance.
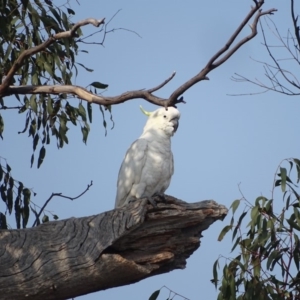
[146,196,157,207]
[153,192,166,202]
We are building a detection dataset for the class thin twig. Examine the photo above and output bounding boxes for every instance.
[32,180,93,227]
[0,106,22,110]
[147,71,176,93]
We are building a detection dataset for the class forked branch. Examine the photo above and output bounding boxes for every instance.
[1,1,277,107]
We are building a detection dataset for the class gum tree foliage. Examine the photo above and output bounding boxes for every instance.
[214,159,300,299]
[0,0,111,229]
[214,2,300,299]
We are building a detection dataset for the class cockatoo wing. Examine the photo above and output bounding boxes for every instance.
[115,138,148,208]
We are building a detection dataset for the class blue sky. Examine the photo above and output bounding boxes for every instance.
[1,0,299,299]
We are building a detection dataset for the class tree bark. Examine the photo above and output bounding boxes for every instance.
[0,196,227,300]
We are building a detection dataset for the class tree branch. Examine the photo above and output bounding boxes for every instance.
[291,0,300,51]
[5,80,169,107]
[32,181,93,227]
[168,1,277,103]
[0,18,105,96]
[147,71,176,93]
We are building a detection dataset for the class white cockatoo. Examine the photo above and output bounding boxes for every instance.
[115,106,180,208]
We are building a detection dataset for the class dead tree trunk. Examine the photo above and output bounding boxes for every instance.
[0,196,227,300]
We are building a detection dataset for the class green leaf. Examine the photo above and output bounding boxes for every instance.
[33,133,39,151]
[0,184,6,203]
[9,176,14,188]
[42,214,49,223]
[251,206,259,222]
[232,226,239,241]
[15,196,21,229]
[30,153,34,168]
[218,225,232,241]
[99,105,107,136]
[90,81,108,89]
[6,163,11,173]
[44,62,53,77]
[294,158,300,183]
[22,188,31,228]
[81,124,90,144]
[49,7,62,25]
[77,62,93,72]
[37,146,46,168]
[230,199,240,215]
[18,114,30,134]
[87,102,92,123]
[78,103,87,122]
[0,213,7,230]
[47,98,53,115]
[280,167,287,192]
[3,42,13,64]
[67,8,75,15]
[0,113,4,139]
[148,290,160,300]
[286,217,300,231]
[28,119,37,137]
[267,250,280,270]
[231,236,241,252]
[212,259,219,289]
[7,187,13,214]
[30,95,37,113]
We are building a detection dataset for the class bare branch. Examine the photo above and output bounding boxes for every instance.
[0,18,105,96]
[231,72,300,96]
[291,0,300,50]
[261,19,300,90]
[0,105,22,110]
[168,1,277,103]
[5,73,177,106]
[32,181,93,227]
[147,71,176,93]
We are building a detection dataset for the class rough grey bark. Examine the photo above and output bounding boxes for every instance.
[0,196,227,300]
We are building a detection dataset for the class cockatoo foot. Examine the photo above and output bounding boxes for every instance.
[142,196,157,207]
[153,192,166,202]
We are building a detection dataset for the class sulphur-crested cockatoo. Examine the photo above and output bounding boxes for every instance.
[115,106,180,208]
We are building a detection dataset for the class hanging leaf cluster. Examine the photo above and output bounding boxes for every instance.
[0,161,34,229]
[0,0,112,167]
[213,158,300,299]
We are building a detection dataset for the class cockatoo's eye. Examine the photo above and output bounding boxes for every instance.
[163,115,167,118]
